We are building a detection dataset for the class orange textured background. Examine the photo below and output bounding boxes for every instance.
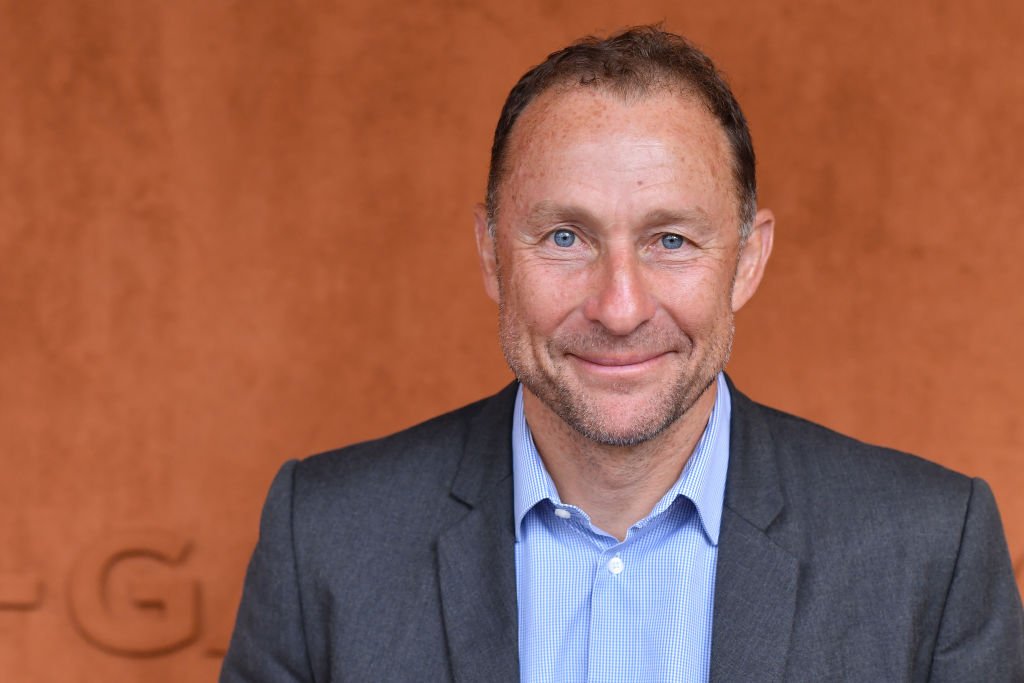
[2,1,1022,680]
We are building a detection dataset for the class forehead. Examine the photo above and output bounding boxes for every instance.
[501,86,737,225]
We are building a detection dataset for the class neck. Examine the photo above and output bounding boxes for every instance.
[524,381,718,541]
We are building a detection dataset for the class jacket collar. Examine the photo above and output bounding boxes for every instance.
[436,379,800,683]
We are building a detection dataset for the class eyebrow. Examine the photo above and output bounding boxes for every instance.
[526,201,712,232]
[525,201,599,229]
[641,207,712,231]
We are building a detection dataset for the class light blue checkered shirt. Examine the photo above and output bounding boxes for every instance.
[513,373,731,683]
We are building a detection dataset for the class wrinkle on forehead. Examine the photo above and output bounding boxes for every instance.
[499,88,738,232]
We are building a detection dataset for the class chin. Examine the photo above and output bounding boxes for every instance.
[571,422,675,448]
[544,380,691,447]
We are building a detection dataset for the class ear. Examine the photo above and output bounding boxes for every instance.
[731,208,775,312]
[473,203,501,303]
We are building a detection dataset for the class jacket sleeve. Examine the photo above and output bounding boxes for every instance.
[220,460,314,683]
[929,478,1024,681]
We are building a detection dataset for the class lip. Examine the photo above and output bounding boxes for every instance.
[567,351,670,373]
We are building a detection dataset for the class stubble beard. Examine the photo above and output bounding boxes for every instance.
[498,301,734,448]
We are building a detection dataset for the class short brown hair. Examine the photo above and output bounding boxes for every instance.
[486,25,757,237]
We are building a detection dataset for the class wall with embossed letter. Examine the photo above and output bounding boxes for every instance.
[1,1,1021,680]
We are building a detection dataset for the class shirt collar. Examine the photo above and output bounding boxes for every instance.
[511,373,732,545]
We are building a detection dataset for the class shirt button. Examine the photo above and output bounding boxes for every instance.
[607,557,624,575]
[554,508,571,519]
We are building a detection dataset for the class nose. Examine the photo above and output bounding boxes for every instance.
[582,248,657,335]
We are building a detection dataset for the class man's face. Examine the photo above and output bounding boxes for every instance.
[475,87,772,446]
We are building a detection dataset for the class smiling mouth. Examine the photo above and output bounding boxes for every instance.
[567,351,670,371]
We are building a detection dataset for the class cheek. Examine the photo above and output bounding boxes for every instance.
[654,266,734,330]
[507,262,587,328]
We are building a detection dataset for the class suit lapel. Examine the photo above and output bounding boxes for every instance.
[711,382,800,682]
[711,509,799,681]
[437,384,520,683]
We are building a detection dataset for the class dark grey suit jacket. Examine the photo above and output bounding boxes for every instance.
[220,382,1024,682]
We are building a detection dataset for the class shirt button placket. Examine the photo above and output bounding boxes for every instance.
[589,550,628,682]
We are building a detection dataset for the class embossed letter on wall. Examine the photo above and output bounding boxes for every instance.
[68,529,199,657]
[0,573,43,609]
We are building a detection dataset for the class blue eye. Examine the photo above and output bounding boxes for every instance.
[552,229,576,247]
[661,234,685,250]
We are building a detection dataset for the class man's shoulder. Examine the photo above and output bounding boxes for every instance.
[290,383,517,503]
[749,393,967,480]
[731,385,976,529]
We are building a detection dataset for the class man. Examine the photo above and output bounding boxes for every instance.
[221,26,1024,682]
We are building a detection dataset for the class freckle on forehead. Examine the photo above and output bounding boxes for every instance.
[500,86,738,224]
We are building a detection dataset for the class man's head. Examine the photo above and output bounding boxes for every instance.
[485,26,758,239]
[474,26,774,447]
